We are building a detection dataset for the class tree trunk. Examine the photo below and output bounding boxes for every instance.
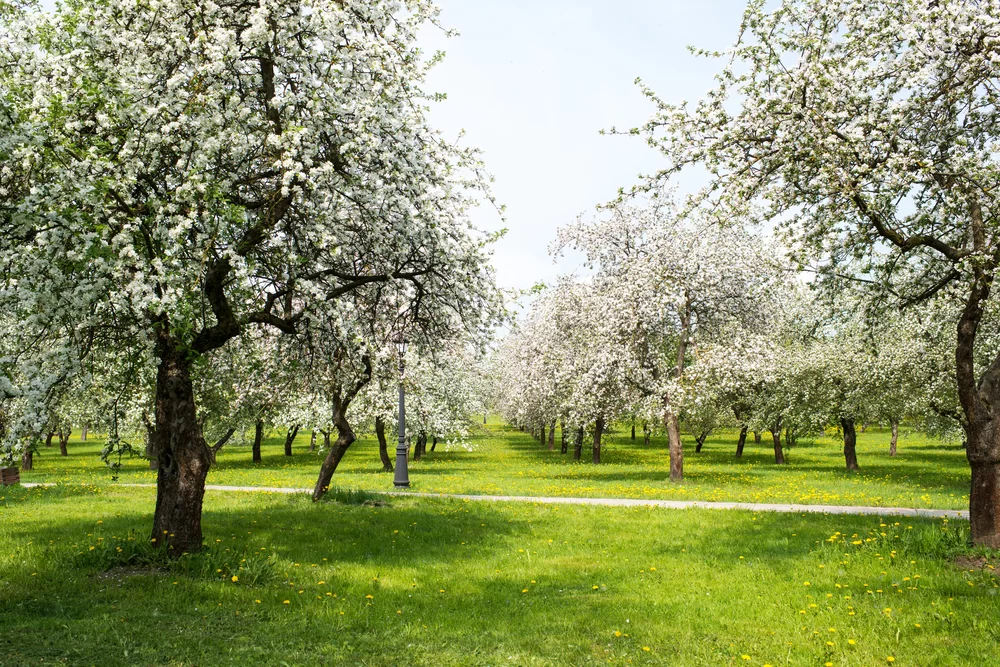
[643,422,650,447]
[150,343,211,557]
[208,428,236,464]
[414,432,425,461]
[631,421,636,440]
[841,417,859,471]
[667,412,683,480]
[309,431,317,452]
[21,447,32,471]
[593,416,605,464]
[560,419,568,454]
[375,416,393,472]
[145,422,157,470]
[44,432,54,448]
[252,420,264,463]
[547,419,555,451]
[666,300,691,482]
[283,425,299,457]
[81,424,88,441]
[770,421,785,465]
[312,393,357,502]
[431,436,437,452]
[889,419,899,457]
[735,424,748,458]
[573,425,583,461]
[539,422,546,446]
[58,431,69,457]
[695,429,711,453]
[753,431,761,444]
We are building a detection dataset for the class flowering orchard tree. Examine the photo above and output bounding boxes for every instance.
[0,0,502,554]
[632,0,1000,545]
[554,199,780,479]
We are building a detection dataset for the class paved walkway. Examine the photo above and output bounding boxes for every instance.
[23,482,967,519]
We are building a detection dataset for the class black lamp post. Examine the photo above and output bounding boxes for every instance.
[393,336,410,488]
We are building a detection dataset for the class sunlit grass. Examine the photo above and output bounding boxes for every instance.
[0,483,996,666]
[20,421,970,509]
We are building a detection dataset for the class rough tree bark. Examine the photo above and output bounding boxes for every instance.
[375,416,393,472]
[735,424,748,458]
[573,425,583,461]
[252,420,264,463]
[283,425,299,457]
[150,341,212,557]
[20,447,32,471]
[890,418,899,457]
[770,420,785,465]
[58,430,69,457]
[593,416,605,464]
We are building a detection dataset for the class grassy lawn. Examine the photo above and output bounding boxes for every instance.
[1,483,997,666]
[20,421,970,509]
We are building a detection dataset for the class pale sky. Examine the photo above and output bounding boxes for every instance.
[420,0,749,293]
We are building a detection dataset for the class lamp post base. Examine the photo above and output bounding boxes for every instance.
[393,480,410,487]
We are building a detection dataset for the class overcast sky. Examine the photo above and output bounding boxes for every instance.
[419,0,749,293]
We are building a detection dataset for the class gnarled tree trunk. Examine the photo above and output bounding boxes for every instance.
[889,418,899,457]
[58,430,69,457]
[667,412,683,480]
[20,447,32,471]
[44,432,54,448]
[283,425,299,457]
[375,416,393,472]
[593,416,605,464]
[150,342,212,557]
[312,392,357,502]
[841,417,859,471]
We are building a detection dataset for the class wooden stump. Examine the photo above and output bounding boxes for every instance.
[0,467,20,486]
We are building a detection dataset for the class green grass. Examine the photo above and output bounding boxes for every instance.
[1,483,997,666]
[20,421,971,509]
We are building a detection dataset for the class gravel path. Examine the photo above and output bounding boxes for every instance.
[23,482,966,519]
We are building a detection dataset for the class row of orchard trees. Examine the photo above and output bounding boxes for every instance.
[495,193,997,489]
[501,0,1000,547]
[0,0,503,556]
